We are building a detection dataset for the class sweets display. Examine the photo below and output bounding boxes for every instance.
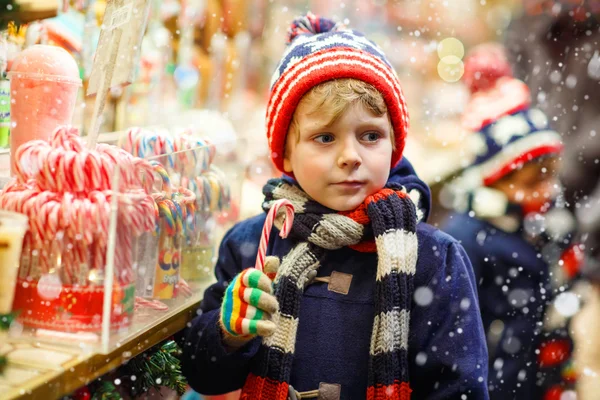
[7,45,81,174]
[122,127,231,282]
[0,126,155,332]
[122,127,231,214]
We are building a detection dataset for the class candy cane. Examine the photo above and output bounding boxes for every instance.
[254,199,295,272]
[177,278,193,298]
[135,297,169,311]
[0,126,156,288]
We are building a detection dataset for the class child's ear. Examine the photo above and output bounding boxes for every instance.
[283,157,293,173]
[283,136,294,173]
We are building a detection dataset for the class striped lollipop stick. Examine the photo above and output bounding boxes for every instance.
[255,199,295,273]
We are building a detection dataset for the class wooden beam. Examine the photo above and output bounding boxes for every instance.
[13,0,58,24]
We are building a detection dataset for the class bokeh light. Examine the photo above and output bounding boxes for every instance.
[437,37,465,60]
[438,56,465,83]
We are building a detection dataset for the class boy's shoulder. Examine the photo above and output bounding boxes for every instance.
[417,221,463,252]
[225,213,267,242]
[414,222,468,285]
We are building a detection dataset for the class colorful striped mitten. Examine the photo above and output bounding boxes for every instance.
[219,257,280,342]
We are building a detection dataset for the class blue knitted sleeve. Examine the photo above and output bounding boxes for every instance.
[180,218,262,395]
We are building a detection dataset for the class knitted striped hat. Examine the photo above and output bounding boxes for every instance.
[461,43,563,187]
[266,13,409,172]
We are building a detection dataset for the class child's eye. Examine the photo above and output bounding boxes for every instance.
[362,132,381,142]
[314,134,335,144]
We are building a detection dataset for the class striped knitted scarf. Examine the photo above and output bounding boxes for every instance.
[241,178,419,400]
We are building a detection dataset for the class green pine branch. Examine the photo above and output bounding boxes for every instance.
[88,340,187,399]
[91,381,121,400]
[126,340,187,396]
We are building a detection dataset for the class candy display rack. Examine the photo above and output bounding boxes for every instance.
[0,131,243,399]
[0,125,153,351]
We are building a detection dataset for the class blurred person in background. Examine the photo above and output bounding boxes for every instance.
[505,0,600,277]
[442,43,582,400]
[505,4,600,398]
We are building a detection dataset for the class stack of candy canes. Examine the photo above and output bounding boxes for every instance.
[122,127,231,214]
[0,126,156,286]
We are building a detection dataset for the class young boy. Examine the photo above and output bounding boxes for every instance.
[181,13,489,400]
[442,44,578,400]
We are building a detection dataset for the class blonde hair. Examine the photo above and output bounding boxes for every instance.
[288,78,394,148]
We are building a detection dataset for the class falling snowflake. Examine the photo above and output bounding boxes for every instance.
[414,286,434,306]
[416,352,428,366]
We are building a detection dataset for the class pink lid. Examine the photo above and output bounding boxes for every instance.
[7,45,81,85]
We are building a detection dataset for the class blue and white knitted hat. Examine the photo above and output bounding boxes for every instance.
[266,12,409,172]
[461,43,563,187]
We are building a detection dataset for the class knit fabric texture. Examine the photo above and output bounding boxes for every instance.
[460,43,563,187]
[266,13,409,172]
[240,178,419,400]
[220,268,277,337]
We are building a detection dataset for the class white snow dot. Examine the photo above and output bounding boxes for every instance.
[508,289,530,308]
[502,336,521,354]
[416,352,428,366]
[554,292,580,317]
[239,241,257,258]
[414,287,434,306]
[537,91,547,103]
[494,358,504,370]
[460,298,471,311]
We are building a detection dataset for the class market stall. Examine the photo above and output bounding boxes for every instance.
[2,1,592,399]
[0,1,249,398]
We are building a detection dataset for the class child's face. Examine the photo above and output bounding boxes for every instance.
[283,102,393,211]
[490,156,561,213]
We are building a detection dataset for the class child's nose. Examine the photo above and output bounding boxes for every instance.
[337,140,362,169]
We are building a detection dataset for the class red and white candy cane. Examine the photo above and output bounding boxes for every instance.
[254,199,295,272]
[135,297,169,311]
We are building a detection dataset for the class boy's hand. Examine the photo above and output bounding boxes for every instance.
[219,257,280,347]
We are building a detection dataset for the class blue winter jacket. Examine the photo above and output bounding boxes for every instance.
[443,212,550,399]
[181,159,490,399]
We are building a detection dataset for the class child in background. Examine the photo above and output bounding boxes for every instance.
[443,44,580,400]
[181,13,489,400]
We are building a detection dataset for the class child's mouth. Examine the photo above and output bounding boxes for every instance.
[333,181,366,190]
